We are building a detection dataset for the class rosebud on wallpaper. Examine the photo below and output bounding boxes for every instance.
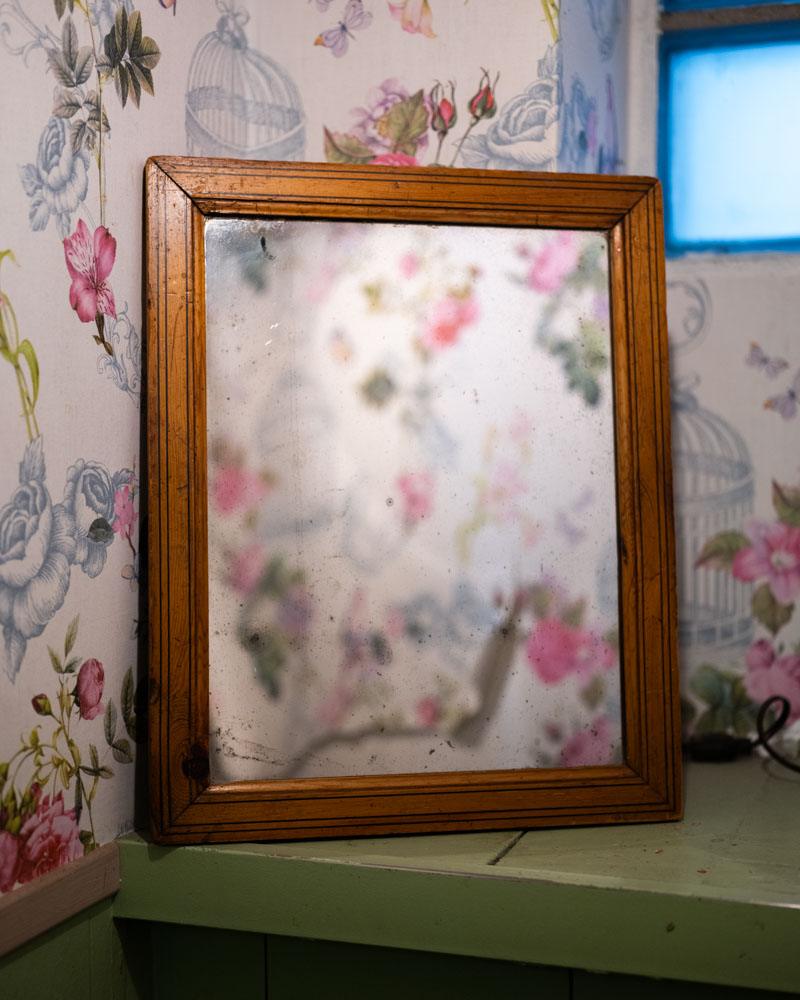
[2,0,795,895]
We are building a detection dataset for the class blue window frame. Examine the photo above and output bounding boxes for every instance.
[659,20,800,254]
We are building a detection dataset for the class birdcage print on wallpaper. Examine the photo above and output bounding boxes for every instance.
[186,1,305,160]
[672,377,755,650]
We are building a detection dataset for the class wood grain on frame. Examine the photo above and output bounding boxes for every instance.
[145,157,681,844]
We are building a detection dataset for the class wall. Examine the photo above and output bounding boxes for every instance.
[0,0,627,895]
[628,3,800,750]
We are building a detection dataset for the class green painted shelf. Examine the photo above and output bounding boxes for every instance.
[115,759,800,995]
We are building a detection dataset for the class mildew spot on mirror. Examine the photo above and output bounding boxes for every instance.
[204,216,621,781]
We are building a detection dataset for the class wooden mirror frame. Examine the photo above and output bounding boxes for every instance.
[145,156,682,844]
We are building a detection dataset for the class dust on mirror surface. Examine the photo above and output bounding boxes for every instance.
[204,215,622,782]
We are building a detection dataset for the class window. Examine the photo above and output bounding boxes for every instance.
[659,6,800,253]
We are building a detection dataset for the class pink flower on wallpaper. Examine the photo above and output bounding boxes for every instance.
[744,639,800,723]
[350,78,427,156]
[421,294,478,351]
[0,831,22,892]
[416,695,441,728]
[389,0,436,37]
[211,464,268,515]
[372,152,419,166]
[63,219,117,323]
[113,475,137,541]
[17,793,82,884]
[558,717,616,767]
[396,470,434,525]
[526,231,580,294]
[230,543,267,595]
[76,658,105,720]
[525,618,615,685]
[732,521,800,605]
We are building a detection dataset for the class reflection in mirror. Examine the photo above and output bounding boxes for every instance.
[205,217,620,781]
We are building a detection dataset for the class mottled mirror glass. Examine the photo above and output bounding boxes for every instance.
[205,217,621,781]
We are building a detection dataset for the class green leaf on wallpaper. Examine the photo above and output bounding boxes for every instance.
[751,582,793,636]
[48,645,63,673]
[84,92,110,134]
[102,8,161,109]
[89,744,99,770]
[104,699,117,746]
[54,0,66,18]
[323,127,375,164]
[694,530,749,570]
[69,118,93,155]
[112,739,133,764]
[74,775,83,823]
[63,657,80,674]
[772,480,800,527]
[65,614,80,657]
[121,667,140,741]
[384,90,429,156]
[52,89,82,119]
[16,339,39,406]
[689,663,757,736]
[50,17,94,88]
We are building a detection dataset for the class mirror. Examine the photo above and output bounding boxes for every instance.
[146,158,681,842]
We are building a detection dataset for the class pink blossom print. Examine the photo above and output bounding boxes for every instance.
[525,617,616,684]
[231,543,267,595]
[371,152,419,166]
[744,640,800,723]
[0,831,21,892]
[396,470,434,525]
[389,0,436,37]
[63,219,117,323]
[732,521,800,605]
[526,231,580,294]
[421,294,478,351]
[76,658,105,720]
[113,475,137,541]
[17,793,82,883]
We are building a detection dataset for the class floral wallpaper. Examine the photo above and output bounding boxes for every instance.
[0,0,628,892]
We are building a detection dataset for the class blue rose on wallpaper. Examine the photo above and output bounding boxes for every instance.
[0,438,76,682]
[460,46,560,171]
[18,117,89,239]
[560,78,598,173]
[62,459,117,578]
[89,0,133,39]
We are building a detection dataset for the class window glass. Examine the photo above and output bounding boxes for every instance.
[661,30,800,251]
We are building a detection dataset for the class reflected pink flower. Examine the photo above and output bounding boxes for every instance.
[527,232,580,294]
[63,219,117,323]
[17,793,82,883]
[416,695,441,728]
[212,465,268,515]
[744,639,800,723]
[399,252,419,278]
[479,460,527,523]
[526,618,615,684]
[559,717,615,767]
[422,294,478,351]
[0,831,22,892]
[396,470,434,524]
[732,520,800,605]
[277,585,314,638]
[231,543,266,594]
[389,0,435,37]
